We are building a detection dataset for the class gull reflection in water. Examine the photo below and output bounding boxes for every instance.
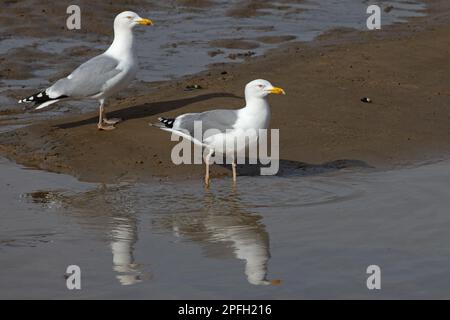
[157,187,280,286]
[27,183,280,286]
[26,186,147,286]
[110,216,142,286]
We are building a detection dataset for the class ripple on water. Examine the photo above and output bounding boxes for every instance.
[0,0,427,116]
[24,171,366,226]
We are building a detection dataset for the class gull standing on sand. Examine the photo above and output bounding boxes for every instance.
[152,79,285,186]
[18,11,153,130]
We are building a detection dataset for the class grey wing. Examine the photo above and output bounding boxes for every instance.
[176,109,238,136]
[47,55,121,98]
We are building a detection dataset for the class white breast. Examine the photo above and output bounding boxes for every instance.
[204,100,271,155]
[234,100,271,130]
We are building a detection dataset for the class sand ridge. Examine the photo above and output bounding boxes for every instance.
[1,0,450,183]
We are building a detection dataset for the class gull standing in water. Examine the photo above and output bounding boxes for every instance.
[152,79,285,186]
[18,11,153,130]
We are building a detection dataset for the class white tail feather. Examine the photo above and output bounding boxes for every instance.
[35,99,60,110]
[159,127,207,148]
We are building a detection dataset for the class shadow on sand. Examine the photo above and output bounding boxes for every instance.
[55,93,242,129]
[219,159,372,177]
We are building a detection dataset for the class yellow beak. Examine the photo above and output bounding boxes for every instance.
[269,87,286,95]
[136,18,153,26]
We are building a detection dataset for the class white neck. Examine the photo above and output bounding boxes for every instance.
[105,25,135,58]
[236,97,271,130]
[244,97,270,112]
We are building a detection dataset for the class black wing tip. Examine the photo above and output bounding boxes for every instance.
[19,91,48,104]
[18,91,68,105]
[158,117,175,129]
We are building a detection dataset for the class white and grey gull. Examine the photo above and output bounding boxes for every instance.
[18,11,153,130]
[151,79,286,186]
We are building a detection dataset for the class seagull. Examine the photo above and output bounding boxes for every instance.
[18,11,153,131]
[151,79,285,186]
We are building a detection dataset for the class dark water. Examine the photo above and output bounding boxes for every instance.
[2,156,450,299]
[135,0,427,82]
[0,0,441,300]
[0,0,426,114]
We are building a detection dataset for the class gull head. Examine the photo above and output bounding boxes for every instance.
[114,11,153,30]
[245,79,286,100]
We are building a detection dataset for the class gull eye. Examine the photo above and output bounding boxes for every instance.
[127,16,133,19]
[257,84,264,88]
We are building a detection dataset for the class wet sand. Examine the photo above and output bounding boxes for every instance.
[3,1,450,300]
[1,1,448,183]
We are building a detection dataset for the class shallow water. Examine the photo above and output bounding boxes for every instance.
[0,0,442,300]
[135,0,427,82]
[2,156,450,299]
[0,0,426,111]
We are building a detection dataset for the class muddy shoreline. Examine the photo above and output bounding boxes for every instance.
[1,0,450,183]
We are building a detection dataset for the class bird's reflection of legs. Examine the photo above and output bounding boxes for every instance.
[110,218,142,286]
[96,184,145,286]
[32,184,148,286]
[232,159,237,185]
[202,187,280,285]
[204,148,214,188]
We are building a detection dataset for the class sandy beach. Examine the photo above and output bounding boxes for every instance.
[1,0,449,183]
[3,0,450,300]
